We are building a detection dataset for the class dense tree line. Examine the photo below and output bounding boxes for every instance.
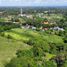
[0,22,20,32]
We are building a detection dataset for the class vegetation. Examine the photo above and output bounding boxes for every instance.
[0,7,67,67]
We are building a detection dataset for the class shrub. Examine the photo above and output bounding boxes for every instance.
[16,49,33,57]
[63,38,67,43]
[5,57,38,67]
[7,35,12,39]
[42,61,57,67]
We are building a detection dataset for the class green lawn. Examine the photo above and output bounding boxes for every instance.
[0,28,64,67]
[4,28,63,44]
[44,53,55,61]
[0,36,31,67]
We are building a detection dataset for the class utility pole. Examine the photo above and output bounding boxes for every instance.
[20,8,23,16]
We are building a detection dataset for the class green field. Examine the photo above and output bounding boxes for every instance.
[0,36,31,67]
[0,28,64,67]
[4,28,63,44]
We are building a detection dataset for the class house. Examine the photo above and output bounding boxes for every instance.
[32,26,36,30]
[53,27,64,31]
[42,28,48,31]
[41,20,49,31]
[43,21,49,24]
[0,12,3,16]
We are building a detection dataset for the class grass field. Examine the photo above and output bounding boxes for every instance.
[4,28,63,44]
[0,36,31,67]
[0,28,64,67]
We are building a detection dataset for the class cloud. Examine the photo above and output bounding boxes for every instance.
[0,0,67,6]
[0,0,67,3]
[0,0,43,3]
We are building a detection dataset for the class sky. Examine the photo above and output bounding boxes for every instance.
[0,0,67,6]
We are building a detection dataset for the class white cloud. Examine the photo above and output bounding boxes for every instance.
[0,0,67,3]
[0,0,43,3]
[0,0,67,6]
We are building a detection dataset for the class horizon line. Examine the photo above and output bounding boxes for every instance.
[0,5,67,7]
